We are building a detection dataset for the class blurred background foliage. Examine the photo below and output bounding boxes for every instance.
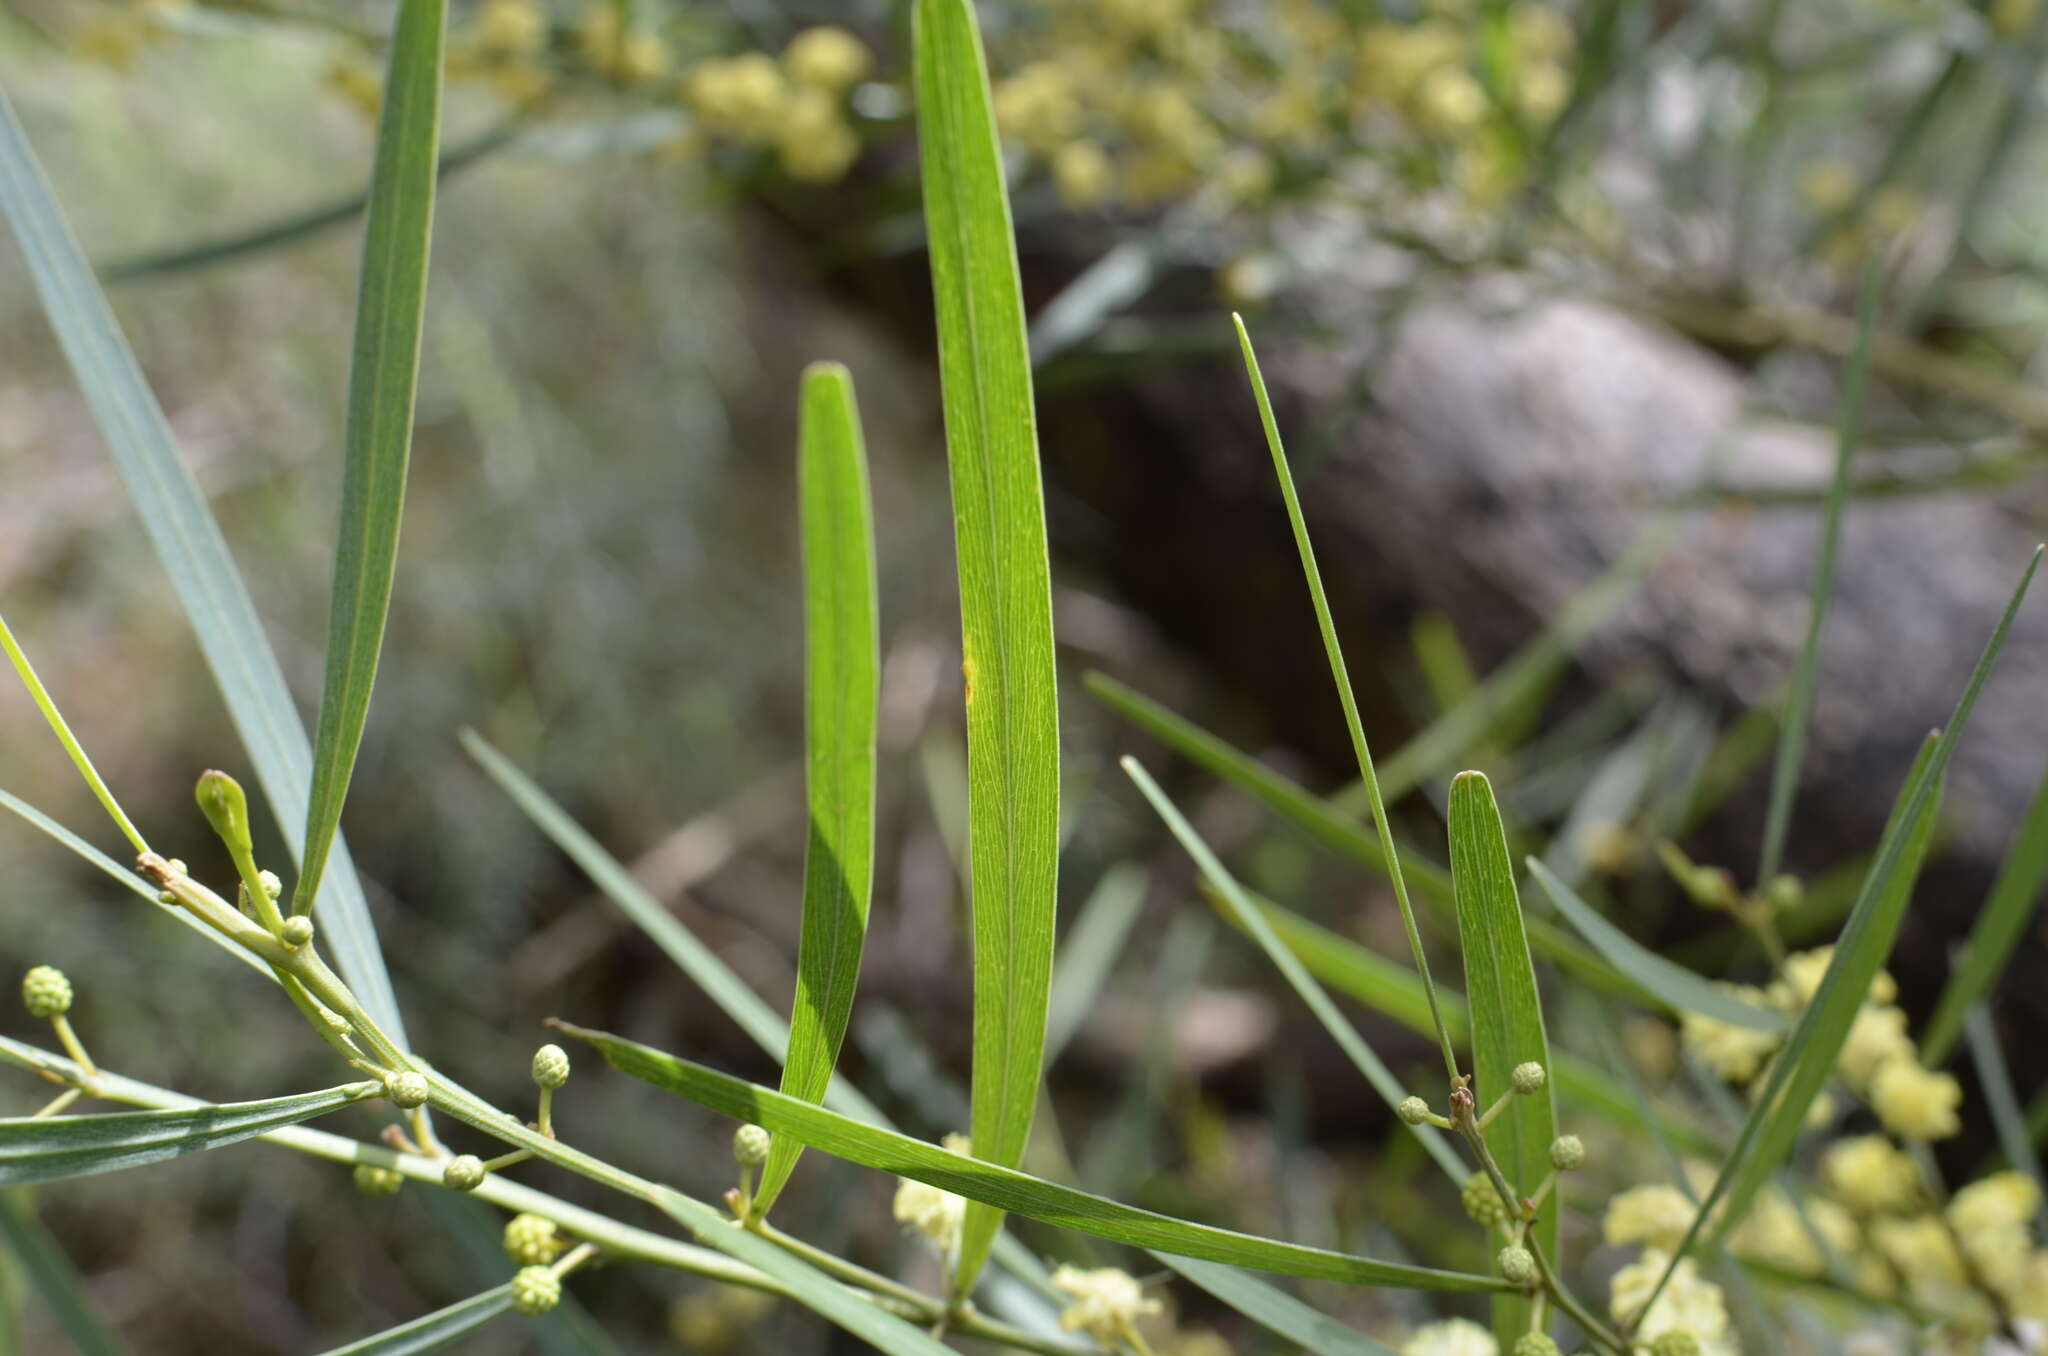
[2,0,2047,1351]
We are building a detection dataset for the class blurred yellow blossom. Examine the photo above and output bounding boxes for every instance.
[1820,1135,1919,1214]
[1837,1003,1914,1090]
[1050,1266,1162,1347]
[1603,1184,1698,1252]
[776,88,861,183]
[1679,985,1780,1082]
[1401,1317,1497,1356]
[683,54,790,145]
[474,0,548,59]
[1729,1188,1858,1278]
[1868,1058,1961,1140]
[1052,140,1115,209]
[1609,1250,1737,1354]
[783,26,871,92]
[891,1133,971,1254]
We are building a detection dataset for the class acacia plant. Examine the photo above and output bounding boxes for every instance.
[2,1,2046,1354]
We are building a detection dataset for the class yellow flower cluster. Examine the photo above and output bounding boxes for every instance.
[982,0,1577,214]
[1049,1265,1163,1347]
[890,1132,972,1255]
[678,27,870,183]
[1400,1317,1498,1356]
[1608,1250,1738,1356]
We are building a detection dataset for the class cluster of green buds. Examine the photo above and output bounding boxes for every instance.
[20,965,97,1116]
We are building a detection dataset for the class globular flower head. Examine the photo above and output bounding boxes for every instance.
[1868,1058,1961,1141]
[1679,986,1781,1084]
[733,1123,772,1167]
[385,1072,430,1109]
[1511,1062,1546,1095]
[1461,1170,1512,1228]
[1397,1096,1432,1125]
[1602,1185,1697,1252]
[782,26,870,92]
[511,1265,562,1315]
[257,869,283,899]
[352,1163,404,1196]
[1549,1135,1584,1171]
[503,1213,564,1266]
[1497,1244,1538,1287]
[1400,1317,1497,1356]
[893,1134,970,1254]
[1050,1265,1160,1345]
[1512,1335,1561,1356]
[21,966,71,1019]
[531,1044,571,1090]
[1820,1135,1919,1214]
[1608,1250,1731,1349]
[443,1155,487,1192]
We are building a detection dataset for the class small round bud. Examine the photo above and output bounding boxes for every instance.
[195,769,254,856]
[21,966,72,1020]
[503,1213,565,1266]
[258,869,283,899]
[531,1044,571,1090]
[386,1072,430,1109]
[158,890,178,905]
[733,1123,771,1166]
[443,1154,487,1191]
[1649,1335,1701,1356]
[1511,1061,1547,1095]
[280,916,315,948]
[352,1163,405,1196]
[1461,1170,1511,1227]
[510,1265,562,1315]
[1513,1335,1562,1356]
[1548,1134,1585,1171]
[1498,1244,1538,1287]
[1396,1096,1431,1125]
[166,858,188,875]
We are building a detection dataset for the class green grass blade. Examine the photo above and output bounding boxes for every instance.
[753,363,881,1219]
[1963,1006,2047,1228]
[1123,759,1466,1182]
[1756,268,1878,887]
[1045,863,1147,1063]
[1446,772,1556,1344]
[1647,545,2038,1312]
[294,0,448,917]
[317,1286,512,1355]
[1150,1253,1397,1356]
[0,1085,375,1185]
[1920,751,2048,1065]
[0,1193,130,1356]
[914,0,1063,1294]
[554,1021,1509,1293]
[1526,861,1784,1031]
[0,83,406,1045]
[1085,671,1645,999]
[0,615,147,855]
[1234,315,1459,1084]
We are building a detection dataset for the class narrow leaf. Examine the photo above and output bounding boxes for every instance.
[1920,750,2048,1064]
[0,1085,375,1185]
[1756,267,1877,886]
[754,363,880,1218]
[0,1193,131,1356]
[1151,1253,1397,1356]
[1963,1006,2047,1228]
[0,615,146,855]
[1654,546,2038,1308]
[1447,771,1556,1344]
[1124,759,1466,1182]
[0,80,406,1043]
[1234,315,1457,1082]
[295,0,448,915]
[317,1286,511,1356]
[1527,860,1784,1031]
[915,0,1062,1293]
[557,1022,1507,1293]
